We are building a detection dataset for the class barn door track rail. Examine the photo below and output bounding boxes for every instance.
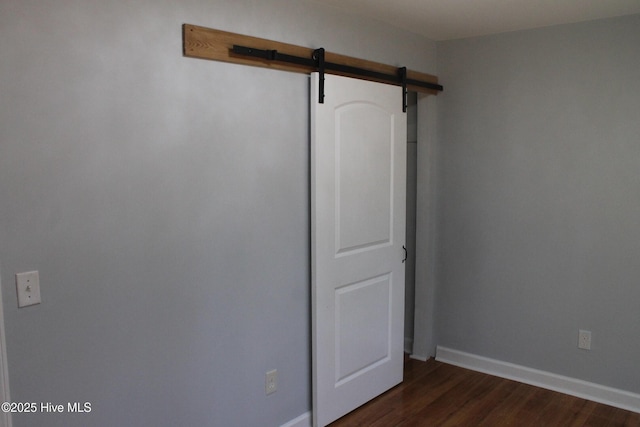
[183,24,443,109]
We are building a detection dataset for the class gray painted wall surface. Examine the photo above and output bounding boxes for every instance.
[404,92,417,351]
[436,14,640,393]
[413,94,439,360]
[0,1,436,426]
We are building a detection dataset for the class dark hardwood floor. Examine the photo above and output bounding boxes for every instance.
[329,356,640,426]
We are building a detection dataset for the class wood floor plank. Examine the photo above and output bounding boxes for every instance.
[328,356,640,426]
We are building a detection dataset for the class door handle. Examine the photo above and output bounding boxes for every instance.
[402,245,407,263]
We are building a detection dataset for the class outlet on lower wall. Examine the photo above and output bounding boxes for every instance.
[265,369,277,395]
[578,330,591,350]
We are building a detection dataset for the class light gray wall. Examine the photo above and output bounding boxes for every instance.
[404,92,417,351]
[412,93,440,360]
[436,14,640,393]
[0,1,436,426]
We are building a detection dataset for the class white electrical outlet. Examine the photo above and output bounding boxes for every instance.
[16,271,41,308]
[265,369,277,395]
[578,330,591,350]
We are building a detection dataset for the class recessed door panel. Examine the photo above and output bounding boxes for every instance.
[335,274,391,384]
[335,104,393,255]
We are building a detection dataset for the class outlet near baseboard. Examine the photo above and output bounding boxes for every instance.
[265,369,277,395]
[578,330,592,350]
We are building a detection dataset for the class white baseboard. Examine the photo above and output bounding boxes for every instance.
[436,346,640,414]
[281,411,311,427]
[409,353,428,362]
[0,275,12,427]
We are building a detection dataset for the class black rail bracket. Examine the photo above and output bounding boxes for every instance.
[313,48,326,104]
[399,67,408,113]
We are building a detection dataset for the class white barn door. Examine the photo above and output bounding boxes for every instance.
[311,73,407,426]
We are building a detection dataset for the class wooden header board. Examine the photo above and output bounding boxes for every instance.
[183,24,441,95]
